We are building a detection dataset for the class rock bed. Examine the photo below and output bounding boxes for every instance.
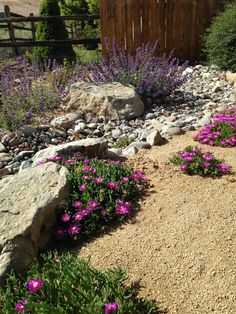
[0,65,235,177]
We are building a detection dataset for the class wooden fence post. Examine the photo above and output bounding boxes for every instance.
[30,13,36,41]
[4,5,18,56]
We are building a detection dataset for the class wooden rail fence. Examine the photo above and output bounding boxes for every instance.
[0,5,100,55]
[99,0,235,62]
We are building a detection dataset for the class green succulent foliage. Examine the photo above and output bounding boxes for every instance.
[0,252,158,313]
[202,2,236,71]
[32,0,76,65]
[86,0,99,13]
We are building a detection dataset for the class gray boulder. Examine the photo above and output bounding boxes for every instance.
[0,162,69,284]
[31,138,108,167]
[63,82,145,121]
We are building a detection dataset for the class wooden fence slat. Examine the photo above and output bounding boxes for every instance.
[4,5,18,56]
[30,13,36,41]
[100,0,235,62]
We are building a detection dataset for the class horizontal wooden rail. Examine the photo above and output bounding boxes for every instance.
[0,14,100,23]
[0,38,100,47]
[12,25,33,31]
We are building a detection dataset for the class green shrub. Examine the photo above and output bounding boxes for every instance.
[32,0,76,65]
[59,0,88,14]
[202,2,236,71]
[0,252,158,313]
[86,0,99,13]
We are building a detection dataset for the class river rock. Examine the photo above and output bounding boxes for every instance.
[146,131,163,146]
[64,82,145,121]
[0,162,69,284]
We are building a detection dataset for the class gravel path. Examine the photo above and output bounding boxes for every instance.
[75,132,236,313]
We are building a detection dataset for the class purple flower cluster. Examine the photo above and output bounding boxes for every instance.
[194,108,236,147]
[48,155,147,240]
[0,58,67,130]
[170,146,232,176]
[15,279,43,312]
[80,40,188,98]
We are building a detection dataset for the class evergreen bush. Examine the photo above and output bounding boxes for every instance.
[32,0,76,66]
[202,2,236,71]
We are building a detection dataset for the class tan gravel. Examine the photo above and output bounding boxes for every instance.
[0,0,40,16]
[75,132,236,314]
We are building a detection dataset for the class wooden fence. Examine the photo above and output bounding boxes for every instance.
[0,5,100,56]
[99,0,235,61]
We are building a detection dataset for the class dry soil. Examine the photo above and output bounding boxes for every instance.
[76,132,236,314]
[0,0,40,16]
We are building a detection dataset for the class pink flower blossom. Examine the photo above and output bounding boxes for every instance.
[65,159,76,165]
[83,166,91,172]
[217,164,231,172]
[87,200,100,210]
[82,175,91,180]
[79,184,86,191]
[67,224,81,236]
[121,177,129,183]
[203,154,213,161]
[61,213,70,222]
[27,279,43,294]
[104,303,118,313]
[131,171,144,180]
[203,162,211,168]
[101,210,107,215]
[180,164,188,170]
[83,159,90,163]
[74,209,90,221]
[94,177,104,183]
[89,168,97,174]
[116,203,131,215]
[107,182,118,189]
[15,303,25,312]
[72,201,82,208]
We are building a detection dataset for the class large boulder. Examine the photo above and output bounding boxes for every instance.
[0,162,69,284]
[63,82,145,121]
[31,138,108,167]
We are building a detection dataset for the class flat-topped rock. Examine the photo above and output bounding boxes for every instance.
[0,162,69,284]
[63,81,145,121]
[31,138,108,167]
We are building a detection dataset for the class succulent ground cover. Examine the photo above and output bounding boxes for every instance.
[0,252,157,313]
[170,145,232,176]
[194,108,236,147]
[39,153,148,241]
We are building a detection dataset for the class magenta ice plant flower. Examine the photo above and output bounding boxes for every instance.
[107,182,118,189]
[61,213,71,222]
[73,201,82,208]
[27,279,43,294]
[65,159,76,165]
[15,303,25,312]
[180,164,188,170]
[104,303,118,313]
[87,200,100,210]
[94,177,104,183]
[121,177,129,182]
[101,209,107,215]
[217,164,232,172]
[83,165,91,172]
[79,184,86,191]
[68,223,81,236]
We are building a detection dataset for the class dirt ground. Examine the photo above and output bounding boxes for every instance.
[76,132,236,314]
[0,0,40,15]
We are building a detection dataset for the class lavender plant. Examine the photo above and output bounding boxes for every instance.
[81,40,188,98]
[0,57,69,130]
